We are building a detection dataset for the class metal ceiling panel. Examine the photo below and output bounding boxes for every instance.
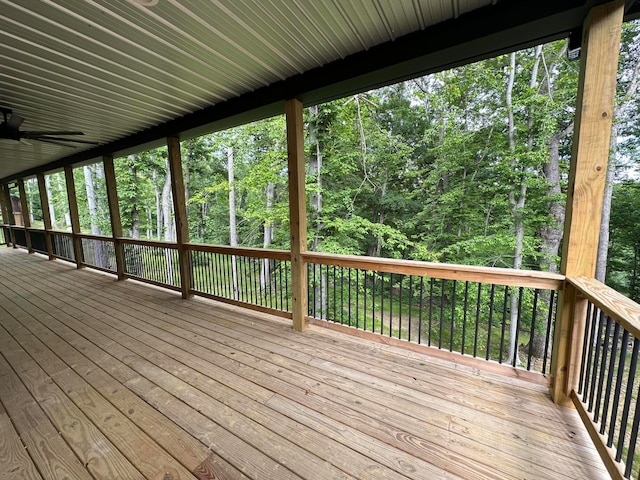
[1,0,496,179]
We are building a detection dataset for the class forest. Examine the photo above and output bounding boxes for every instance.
[13,21,640,307]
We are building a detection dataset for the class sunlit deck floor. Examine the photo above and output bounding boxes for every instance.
[0,247,608,480]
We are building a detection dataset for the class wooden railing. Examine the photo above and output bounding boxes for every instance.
[187,243,292,318]
[305,252,564,380]
[567,276,640,480]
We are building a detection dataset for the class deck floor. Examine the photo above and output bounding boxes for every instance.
[0,247,608,480]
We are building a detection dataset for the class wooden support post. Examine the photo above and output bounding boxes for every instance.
[550,0,624,405]
[166,136,192,299]
[64,165,83,269]
[286,98,308,332]
[0,184,10,225]
[17,179,33,253]
[37,174,54,259]
[0,184,12,247]
[103,156,126,279]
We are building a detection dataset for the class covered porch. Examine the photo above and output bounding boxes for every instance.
[0,248,608,479]
[2,0,640,479]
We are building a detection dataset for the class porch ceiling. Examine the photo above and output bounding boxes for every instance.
[1,0,639,182]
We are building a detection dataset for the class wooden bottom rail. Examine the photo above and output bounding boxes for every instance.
[191,289,292,320]
[308,317,551,387]
[572,390,626,480]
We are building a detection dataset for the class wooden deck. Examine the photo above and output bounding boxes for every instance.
[0,247,608,480]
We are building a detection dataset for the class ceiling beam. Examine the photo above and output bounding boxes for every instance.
[3,0,637,183]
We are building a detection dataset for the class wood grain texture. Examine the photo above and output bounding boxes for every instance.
[0,346,94,480]
[568,275,640,339]
[551,0,625,405]
[285,98,308,331]
[103,155,125,280]
[186,242,290,260]
[571,391,625,480]
[167,135,191,299]
[0,413,43,480]
[63,165,83,269]
[303,251,565,290]
[0,293,209,473]
[0,321,147,480]
[0,248,612,480]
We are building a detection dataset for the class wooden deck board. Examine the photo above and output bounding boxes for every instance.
[0,249,610,479]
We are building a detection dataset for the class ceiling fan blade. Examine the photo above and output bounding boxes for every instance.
[22,131,85,136]
[20,138,32,146]
[28,135,99,145]
[8,114,24,129]
[30,138,79,148]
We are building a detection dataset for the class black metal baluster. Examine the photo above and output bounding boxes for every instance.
[408,276,413,342]
[486,284,495,361]
[389,273,394,337]
[582,305,600,402]
[439,279,445,349]
[511,287,523,368]
[363,271,368,331]
[340,267,345,325]
[311,263,316,318]
[578,302,594,395]
[461,282,469,355]
[588,311,606,411]
[418,277,424,345]
[616,338,640,463]
[399,276,403,339]
[474,283,482,358]
[355,269,359,329]
[527,290,539,371]
[499,286,509,363]
[278,260,284,309]
[450,280,457,352]
[333,265,338,322]
[285,261,289,311]
[594,315,613,422]
[252,257,259,306]
[625,383,640,478]
[608,330,630,447]
[380,273,384,335]
[372,272,376,332]
[600,322,621,435]
[348,268,352,327]
[428,278,435,346]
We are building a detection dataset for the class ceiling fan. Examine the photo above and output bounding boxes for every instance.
[0,107,99,148]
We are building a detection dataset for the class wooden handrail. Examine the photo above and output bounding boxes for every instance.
[567,276,640,340]
[303,251,565,290]
[116,237,179,249]
[185,242,290,261]
[48,230,74,237]
[76,233,116,242]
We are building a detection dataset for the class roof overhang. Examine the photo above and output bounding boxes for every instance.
[1,0,639,183]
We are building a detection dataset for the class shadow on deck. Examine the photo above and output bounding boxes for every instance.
[0,247,608,479]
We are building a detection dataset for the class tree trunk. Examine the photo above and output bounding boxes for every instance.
[45,175,57,228]
[309,104,326,317]
[506,51,523,365]
[228,146,239,301]
[153,169,162,240]
[596,122,617,282]
[374,177,388,257]
[84,165,108,268]
[162,160,174,285]
[129,157,143,276]
[261,182,275,291]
